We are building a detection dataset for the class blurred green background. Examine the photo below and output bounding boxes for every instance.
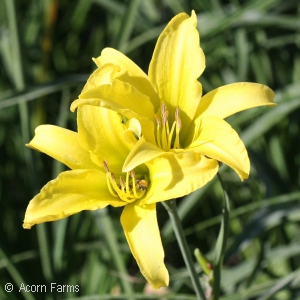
[1,0,300,299]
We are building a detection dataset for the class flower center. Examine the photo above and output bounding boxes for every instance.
[103,160,148,203]
[154,102,182,151]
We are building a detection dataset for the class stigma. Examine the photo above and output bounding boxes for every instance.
[154,102,182,151]
[103,160,148,202]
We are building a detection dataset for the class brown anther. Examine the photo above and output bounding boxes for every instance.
[130,170,135,178]
[154,114,161,127]
[161,101,166,117]
[103,160,109,172]
[177,116,182,130]
[120,176,125,188]
[110,173,116,181]
[162,108,169,125]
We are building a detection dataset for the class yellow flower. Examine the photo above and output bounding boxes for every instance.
[24,103,218,288]
[24,10,275,290]
[71,11,275,187]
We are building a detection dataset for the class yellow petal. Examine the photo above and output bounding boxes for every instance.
[94,48,148,79]
[71,79,155,122]
[188,116,249,180]
[93,48,160,111]
[125,118,142,142]
[194,82,276,121]
[26,125,99,170]
[141,151,218,204]
[78,106,135,172]
[123,136,164,172]
[23,169,126,229]
[120,202,169,289]
[149,11,204,138]
[80,63,121,94]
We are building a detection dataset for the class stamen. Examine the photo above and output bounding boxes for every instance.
[162,109,168,126]
[109,177,131,201]
[105,173,118,197]
[103,160,118,197]
[130,170,139,198]
[177,117,182,131]
[154,103,183,150]
[175,106,182,130]
[103,160,109,172]
[161,108,169,151]
[130,170,135,178]
[154,114,161,127]
[103,161,147,202]
[174,106,181,149]
[110,172,116,182]
[155,114,162,149]
[126,171,130,193]
[120,176,125,192]
[168,121,176,149]
[161,101,166,117]
[161,125,168,151]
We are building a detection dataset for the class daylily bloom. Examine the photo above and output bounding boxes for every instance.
[71,11,275,184]
[23,105,218,289]
[24,10,275,290]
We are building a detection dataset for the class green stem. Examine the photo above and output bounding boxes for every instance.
[163,200,206,300]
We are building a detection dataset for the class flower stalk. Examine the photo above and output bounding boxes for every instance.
[163,200,206,300]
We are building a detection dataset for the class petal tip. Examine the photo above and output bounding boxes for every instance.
[147,268,169,290]
[70,101,78,112]
[22,222,33,229]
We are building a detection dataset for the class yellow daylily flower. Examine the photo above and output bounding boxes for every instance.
[23,105,217,289]
[71,10,275,189]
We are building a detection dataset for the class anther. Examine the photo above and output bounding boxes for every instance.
[177,116,182,131]
[162,108,169,125]
[130,170,135,178]
[120,176,125,190]
[161,101,166,117]
[103,160,109,172]
[175,106,182,130]
[110,172,116,182]
[154,114,161,127]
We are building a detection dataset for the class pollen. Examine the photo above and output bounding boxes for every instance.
[103,161,148,202]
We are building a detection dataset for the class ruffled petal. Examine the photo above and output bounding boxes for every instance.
[71,79,155,122]
[93,48,160,111]
[193,82,275,121]
[80,63,121,94]
[120,202,169,289]
[149,11,204,139]
[26,125,100,170]
[187,116,249,180]
[77,106,135,172]
[141,151,218,204]
[23,169,126,229]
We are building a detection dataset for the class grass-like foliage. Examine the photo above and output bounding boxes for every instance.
[1,0,300,299]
